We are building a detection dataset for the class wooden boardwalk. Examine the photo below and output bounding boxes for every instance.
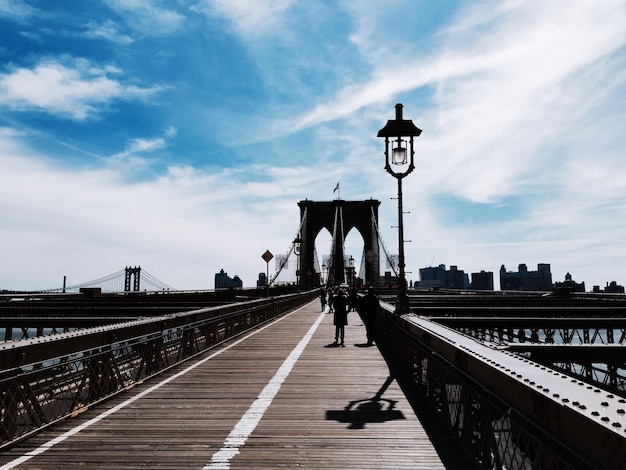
[0,300,471,469]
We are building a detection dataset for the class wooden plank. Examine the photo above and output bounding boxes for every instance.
[0,301,468,469]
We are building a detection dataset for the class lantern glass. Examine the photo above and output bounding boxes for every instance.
[293,238,302,255]
[392,143,407,165]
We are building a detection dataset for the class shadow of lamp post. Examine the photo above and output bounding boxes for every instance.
[377,103,422,314]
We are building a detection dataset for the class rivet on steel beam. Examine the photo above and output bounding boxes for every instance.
[601,402,609,407]
[613,422,622,428]
[601,417,610,422]
[592,411,600,416]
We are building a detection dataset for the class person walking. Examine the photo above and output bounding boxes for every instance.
[358,286,379,346]
[319,288,327,312]
[327,287,334,313]
[348,286,358,311]
[332,288,348,346]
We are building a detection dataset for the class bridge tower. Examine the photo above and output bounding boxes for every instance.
[297,199,381,288]
[124,266,141,292]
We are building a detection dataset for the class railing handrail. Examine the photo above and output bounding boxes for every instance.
[0,290,317,449]
[375,304,625,469]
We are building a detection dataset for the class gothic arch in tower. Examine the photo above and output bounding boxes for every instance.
[297,199,381,287]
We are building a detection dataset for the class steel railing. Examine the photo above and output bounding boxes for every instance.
[374,303,617,470]
[0,291,316,449]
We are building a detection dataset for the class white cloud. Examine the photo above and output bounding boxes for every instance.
[293,0,626,199]
[192,0,294,37]
[0,58,162,119]
[0,0,38,21]
[83,20,134,44]
[103,0,185,36]
[0,127,349,290]
[2,0,626,292]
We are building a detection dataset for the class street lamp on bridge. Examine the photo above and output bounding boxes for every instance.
[377,103,422,314]
[293,237,302,287]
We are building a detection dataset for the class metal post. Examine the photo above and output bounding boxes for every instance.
[395,175,410,313]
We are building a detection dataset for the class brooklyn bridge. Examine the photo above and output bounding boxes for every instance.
[1,199,625,469]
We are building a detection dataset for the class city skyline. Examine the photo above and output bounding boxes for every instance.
[1,1,626,292]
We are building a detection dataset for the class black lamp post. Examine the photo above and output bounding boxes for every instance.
[377,103,422,314]
[293,237,302,287]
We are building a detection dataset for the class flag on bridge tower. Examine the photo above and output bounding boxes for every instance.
[333,182,339,193]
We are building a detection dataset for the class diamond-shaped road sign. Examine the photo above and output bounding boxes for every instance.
[261,250,274,263]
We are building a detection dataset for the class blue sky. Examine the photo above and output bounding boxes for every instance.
[1,0,625,291]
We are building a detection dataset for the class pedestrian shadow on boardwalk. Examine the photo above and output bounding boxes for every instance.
[325,376,404,429]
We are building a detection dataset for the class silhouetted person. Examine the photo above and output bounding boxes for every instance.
[349,286,357,311]
[319,288,327,312]
[333,288,348,346]
[358,286,379,346]
[327,287,334,312]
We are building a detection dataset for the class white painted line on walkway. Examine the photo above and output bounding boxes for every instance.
[204,310,326,469]
[0,302,315,470]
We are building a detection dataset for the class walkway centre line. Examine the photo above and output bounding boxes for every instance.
[205,309,326,470]
[0,302,316,470]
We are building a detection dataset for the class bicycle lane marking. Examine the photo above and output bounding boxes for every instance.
[204,309,326,469]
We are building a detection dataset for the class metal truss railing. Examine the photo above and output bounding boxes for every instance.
[375,306,611,470]
[0,291,316,449]
[436,317,626,345]
[435,317,626,398]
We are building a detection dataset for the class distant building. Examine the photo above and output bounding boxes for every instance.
[500,263,552,291]
[257,272,267,288]
[417,264,469,289]
[471,271,494,291]
[215,269,243,289]
[381,271,399,288]
[554,272,586,293]
[593,281,625,294]
[445,265,469,289]
[418,264,445,288]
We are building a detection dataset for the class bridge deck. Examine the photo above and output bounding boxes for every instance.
[0,300,471,469]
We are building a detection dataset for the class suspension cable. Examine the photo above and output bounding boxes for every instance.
[268,208,308,286]
[371,206,399,278]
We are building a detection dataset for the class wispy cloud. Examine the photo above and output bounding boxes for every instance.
[1,0,625,291]
[82,20,134,44]
[192,0,295,38]
[0,57,162,119]
[0,0,39,21]
[103,0,185,36]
